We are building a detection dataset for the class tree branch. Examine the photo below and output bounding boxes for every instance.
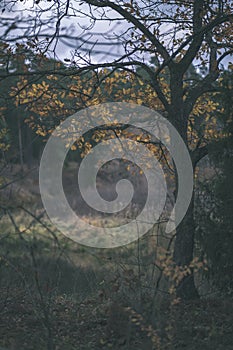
[191,144,208,167]
[179,10,233,73]
[184,71,219,117]
[84,0,171,63]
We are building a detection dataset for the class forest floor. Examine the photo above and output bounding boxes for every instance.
[0,278,233,349]
[0,231,232,350]
[0,163,232,350]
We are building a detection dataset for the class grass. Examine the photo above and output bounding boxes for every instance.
[0,207,232,349]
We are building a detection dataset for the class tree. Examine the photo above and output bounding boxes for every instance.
[0,42,42,167]
[0,0,232,299]
[196,68,233,294]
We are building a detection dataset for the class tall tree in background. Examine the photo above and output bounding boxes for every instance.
[196,68,233,294]
[0,0,232,299]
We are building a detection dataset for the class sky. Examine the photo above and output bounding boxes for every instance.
[0,0,232,68]
[0,0,129,64]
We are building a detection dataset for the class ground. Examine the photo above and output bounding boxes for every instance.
[0,164,232,350]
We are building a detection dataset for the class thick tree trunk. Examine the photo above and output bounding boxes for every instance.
[169,70,199,299]
[173,194,199,300]
[172,147,208,300]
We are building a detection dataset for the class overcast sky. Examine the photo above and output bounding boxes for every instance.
[0,0,232,68]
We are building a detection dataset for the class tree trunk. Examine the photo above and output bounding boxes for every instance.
[173,194,199,300]
[17,110,24,172]
[25,124,33,168]
[169,70,199,299]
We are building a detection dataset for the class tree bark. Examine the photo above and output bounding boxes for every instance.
[169,69,199,299]
[173,194,199,300]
